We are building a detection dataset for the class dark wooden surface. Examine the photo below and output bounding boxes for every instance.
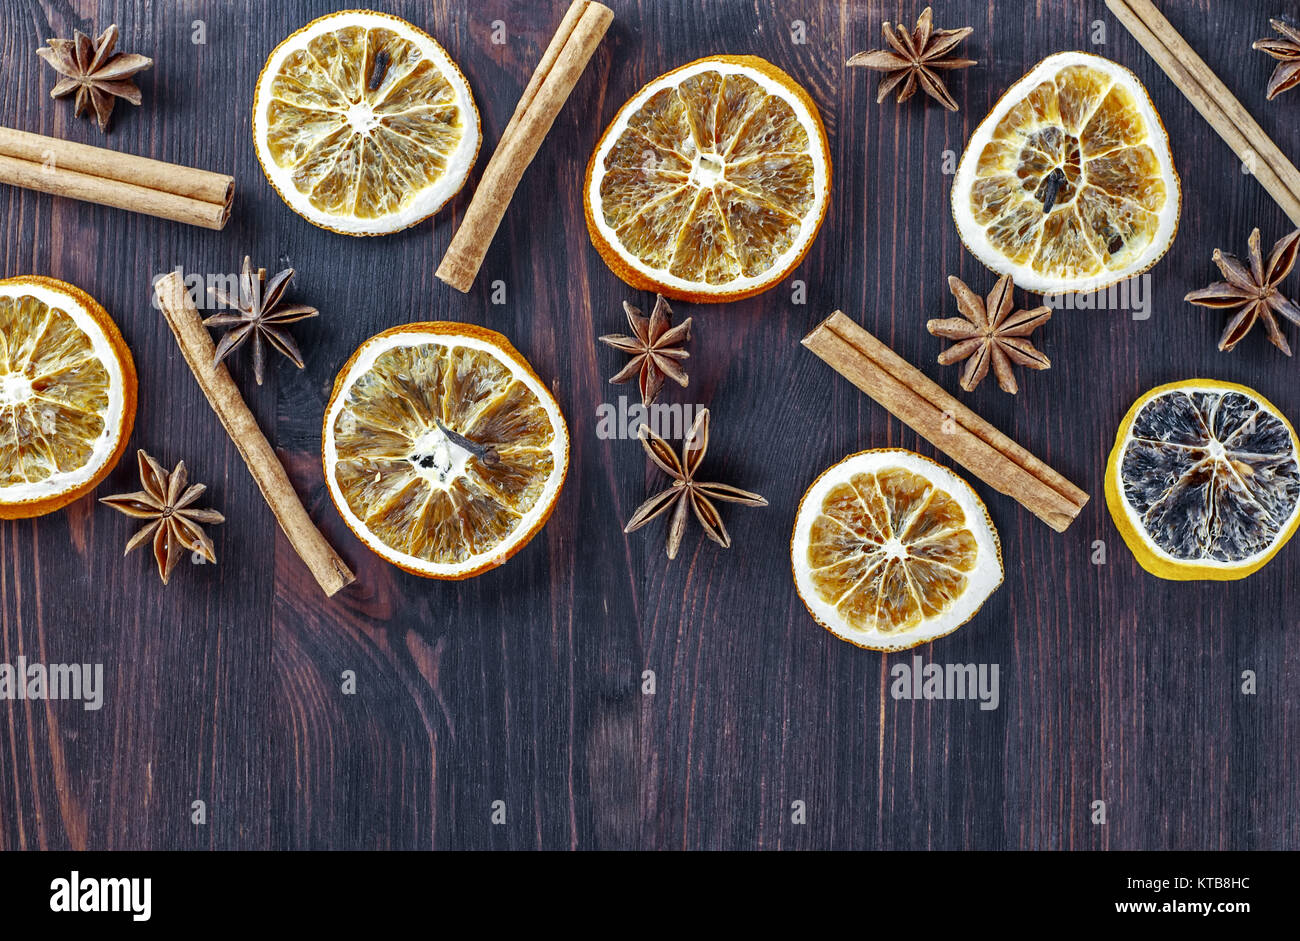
[0,0,1297,851]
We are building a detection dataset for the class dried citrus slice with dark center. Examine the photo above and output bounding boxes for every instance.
[253,10,480,236]
[1105,380,1300,579]
[0,277,136,519]
[323,323,569,579]
[791,450,1003,651]
[585,55,831,302]
[953,52,1180,294]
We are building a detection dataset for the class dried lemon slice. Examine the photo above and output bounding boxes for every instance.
[253,9,480,236]
[323,323,569,579]
[791,450,1003,651]
[1105,379,1300,580]
[584,55,831,303]
[952,52,1180,294]
[0,277,136,519]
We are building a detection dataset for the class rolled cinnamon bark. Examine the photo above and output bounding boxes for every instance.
[803,311,1089,532]
[154,273,355,596]
[436,0,613,292]
[0,126,233,229]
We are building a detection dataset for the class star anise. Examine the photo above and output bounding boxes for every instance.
[927,274,1051,394]
[204,256,319,385]
[846,7,976,112]
[1253,18,1300,100]
[35,25,153,133]
[100,450,225,585]
[624,409,766,561]
[600,295,691,406]
[1185,228,1300,355]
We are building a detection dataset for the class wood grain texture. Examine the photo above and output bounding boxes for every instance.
[0,0,1297,851]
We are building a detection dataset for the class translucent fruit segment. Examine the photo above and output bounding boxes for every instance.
[725,154,816,216]
[1033,206,1101,278]
[364,28,425,104]
[992,81,1061,143]
[266,23,465,217]
[463,381,555,450]
[1080,85,1145,156]
[714,186,800,276]
[1084,146,1166,210]
[1075,185,1158,268]
[332,341,557,564]
[985,201,1043,264]
[306,25,367,102]
[270,50,349,110]
[599,66,818,284]
[676,71,722,152]
[614,186,696,270]
[728,95,808,161]
[871,559,922,631]
[623,88,696,161]
[599,169,690,229]
[373,61,456,115]
[0,295,110,486]
[1055,65,1112,134]
[266,100,345,167]
[714,74,766,155]
[806,466,979,634]
[670,190,741,283]
[1120,390,1300,562]
[969,176,1023,225]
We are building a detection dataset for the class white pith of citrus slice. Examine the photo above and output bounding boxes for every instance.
[1104,379,1300,581]
[0,277,136,519]
[253,9,480,236]
[953,51,1181,295]
[323,323,569,579]
[791,450,1003,652]
[584,55,831,303]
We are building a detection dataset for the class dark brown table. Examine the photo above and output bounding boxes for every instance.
[1,0,1296,850]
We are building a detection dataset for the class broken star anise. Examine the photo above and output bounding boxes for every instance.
[1185,228,1300,355]
[1253,18,1300,101]
[100,450,225,585]
[36,24,153,133]
[600,295,691,407]
[205,256,319,385]
[927,274,1051,394]
[846,6,976,112]
[624,409,766,561]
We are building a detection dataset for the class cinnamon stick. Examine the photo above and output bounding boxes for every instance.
[436,0,613,292]
[1106,0,1300,226]
[154,272,355,596]
[0,126,233,229]
[803,312,1089,532]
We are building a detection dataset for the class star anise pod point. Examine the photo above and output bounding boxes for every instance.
[846,6,977,112]
[1253,18,1300,101]
[100,450,225,585]
[36,24,153,132]
[927,274,1051,394]
[1185,227,1300,355]
[624,409,766,561]
[599,294,691,407]
[204,256,319,385]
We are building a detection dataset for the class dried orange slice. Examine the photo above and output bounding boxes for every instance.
[1105,379,1300,580]
[0,276,136,519]
[253,10,480,236]
[791,450,1003,651]
[584,55,831,303]
[953,52,1180,294]
[323,323,569,579]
